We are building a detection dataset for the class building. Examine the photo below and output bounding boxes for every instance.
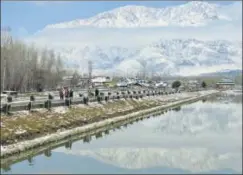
[216,78,235,89]
[187,80,200,91]
[92,76,112,87]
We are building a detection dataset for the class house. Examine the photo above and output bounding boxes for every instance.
[185,80,200,91]
[92,76,112,87]
[155,81,168,89]
[216,78,235,90]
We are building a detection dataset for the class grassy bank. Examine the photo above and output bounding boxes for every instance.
[1,99,160,146]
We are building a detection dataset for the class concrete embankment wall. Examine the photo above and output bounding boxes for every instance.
[1,90,219,158]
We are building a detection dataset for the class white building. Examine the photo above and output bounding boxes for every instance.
[92,76,112,86]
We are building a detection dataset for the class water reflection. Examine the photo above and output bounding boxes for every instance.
[44,148,52,158]
[1,92,242,174]
[83,135,92,143]
[172,106,181,111]
[65,140,73,150]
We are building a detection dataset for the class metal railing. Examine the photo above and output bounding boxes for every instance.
[0,89,178,114]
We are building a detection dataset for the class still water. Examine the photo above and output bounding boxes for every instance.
[1,92,242,174]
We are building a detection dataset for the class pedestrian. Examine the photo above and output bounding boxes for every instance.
[62,87,66,100]
[69,89,73,99]
[65,88,69,98]
[59,89,63,100]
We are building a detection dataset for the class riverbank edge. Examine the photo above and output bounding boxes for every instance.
[1,91,219,158]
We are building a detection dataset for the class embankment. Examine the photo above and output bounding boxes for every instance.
[1,90,219,158]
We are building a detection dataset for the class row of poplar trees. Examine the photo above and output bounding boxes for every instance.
[1,33,66,92]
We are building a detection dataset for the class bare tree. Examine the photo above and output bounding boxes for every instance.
[1,32,66,92]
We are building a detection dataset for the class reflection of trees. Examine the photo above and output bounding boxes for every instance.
[104,130,110,135]
[95,132,103,139]
[65,140,72,150]
[27,155,34,166]
[44,148,52,157]
[123,123,128,128]
[1,164,11,172]
[172,106,181,111]
[83,135,91,143]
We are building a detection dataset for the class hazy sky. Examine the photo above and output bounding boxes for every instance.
[1,1,236,37]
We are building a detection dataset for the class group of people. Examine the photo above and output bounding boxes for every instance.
[59,87,73,100]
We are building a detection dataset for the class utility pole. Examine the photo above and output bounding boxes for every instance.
[87,60,92,94]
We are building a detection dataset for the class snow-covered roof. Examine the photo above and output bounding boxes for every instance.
[217,79,235,85]
[92,76,111,83]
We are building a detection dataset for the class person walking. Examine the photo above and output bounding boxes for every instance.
[59,88,64,100]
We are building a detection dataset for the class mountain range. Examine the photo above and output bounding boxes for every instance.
[26,1,242,76]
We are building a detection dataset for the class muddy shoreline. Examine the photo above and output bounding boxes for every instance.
[1,90,219,159]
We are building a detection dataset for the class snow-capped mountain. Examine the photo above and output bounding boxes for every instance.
[43,1,240,29]
[26,1,242,76]
[32,39,242,76]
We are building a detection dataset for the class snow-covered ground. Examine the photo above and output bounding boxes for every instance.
[0,90,218,158]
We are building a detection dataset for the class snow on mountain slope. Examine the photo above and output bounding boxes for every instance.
[36,39,241,76]
[54,147,242,173]
[43,1,240,29]
[25,1,242,76]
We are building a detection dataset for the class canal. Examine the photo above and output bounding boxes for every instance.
[1,91,242,174]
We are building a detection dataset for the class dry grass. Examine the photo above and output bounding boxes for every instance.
[0,99,160,145]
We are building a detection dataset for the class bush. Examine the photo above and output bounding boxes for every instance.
[201,81,207,88]
[172,80,181,89]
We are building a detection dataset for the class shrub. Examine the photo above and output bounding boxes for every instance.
[201,81,207,88]
[172,80,181,89]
